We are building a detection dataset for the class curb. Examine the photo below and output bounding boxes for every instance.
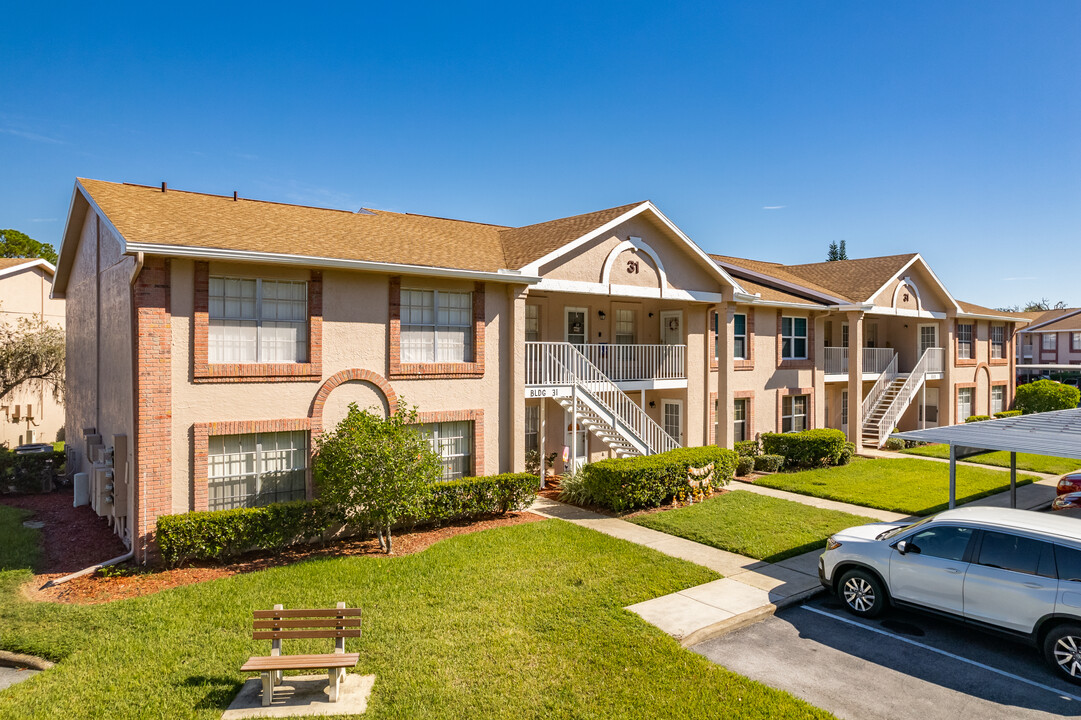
[679,586,825,648]
[0,650,54,671]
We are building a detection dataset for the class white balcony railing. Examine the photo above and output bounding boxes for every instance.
[925,347,945,374]
[570,343,686,383]
[823,347,896,375]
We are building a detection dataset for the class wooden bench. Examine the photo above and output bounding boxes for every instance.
[240,603,362,706]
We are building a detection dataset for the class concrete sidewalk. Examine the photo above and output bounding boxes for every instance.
[529,497,825,647]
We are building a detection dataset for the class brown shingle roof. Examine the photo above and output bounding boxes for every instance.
[956,300,1028,320]
[498,202,643,269]
[0,258,44,271]
[1023,310,1081,333]
[783,254,919,304]
[1019,308,1081,328]
[710,254,848,300]
[734,277,825,306]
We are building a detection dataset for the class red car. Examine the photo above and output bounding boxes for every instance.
[1057,471,1081,496]
[1052,492,1081,512]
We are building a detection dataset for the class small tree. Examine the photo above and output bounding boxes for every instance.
[1015,379,1080,415]
[0,315,65,402]
[838,239,849,260]
[826,241,840,262]
[313,402,441,553]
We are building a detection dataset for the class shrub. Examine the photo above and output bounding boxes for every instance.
[760,429,848,469]
[579,446,738,513]
[525,450,557,476]
[1015,379,1080,415]
[965,415,991,423]
[735,456,755,476]
[734,440,760,457]
[994,410,1022,419]
[423,473,538,522]
[754,454,784,472]
[557,469,597,506]
[0,449,66,494]
[157,500,334,567]
[836,442,857,465]
[882,437,906,451]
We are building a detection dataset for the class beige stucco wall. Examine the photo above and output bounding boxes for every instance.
[872,264,954,314]
[0,265,66,447]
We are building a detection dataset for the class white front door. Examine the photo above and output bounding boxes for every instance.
[660,311,682,345]
[661,399,683,445]
[565,307,588,346]
[919,387,940,428]
[919,324,938,355]
[564,416,587,472]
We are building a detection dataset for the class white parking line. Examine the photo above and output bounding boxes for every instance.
[800,605,1081,704]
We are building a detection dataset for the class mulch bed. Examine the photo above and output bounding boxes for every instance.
[3,490,544,605]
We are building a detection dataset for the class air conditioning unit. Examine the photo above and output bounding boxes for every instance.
[11,405,20,421]
[24,404,33,420]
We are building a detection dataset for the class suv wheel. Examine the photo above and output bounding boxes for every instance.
[1044,624,1081,684]
[838,568,886,618]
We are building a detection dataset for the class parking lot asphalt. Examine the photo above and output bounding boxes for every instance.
[693,593,1081,720]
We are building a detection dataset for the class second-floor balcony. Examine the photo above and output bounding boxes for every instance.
[824,346,945,380]
[526,341,686,393]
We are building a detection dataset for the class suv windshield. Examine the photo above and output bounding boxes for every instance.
[877,515,935,540]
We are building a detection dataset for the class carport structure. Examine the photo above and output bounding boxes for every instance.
[891,408,1081,509]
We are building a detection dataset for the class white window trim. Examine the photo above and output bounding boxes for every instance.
[918,323,938,356]
[990,325,1005,359]
[525,304,541,343]
[614,308,637,345]
[207,431,309,510]
[420,421,474,481]
[990,385,1006,415]
[958,387,974,420]
[781,316,808,360]
[1043,333,1057,351]
[401,288,474,363]
[782,394,808,433]
[957,323,974,359]
[208,276,309,364]
[733,397,747,443]
[661,399,683,444]
[733,313,747,360]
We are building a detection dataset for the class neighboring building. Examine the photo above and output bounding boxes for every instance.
[1015,308,1081,378]
[52,179,1028,561]
[0,258,64,448]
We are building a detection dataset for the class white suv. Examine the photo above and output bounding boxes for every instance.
[819,507,1081,684]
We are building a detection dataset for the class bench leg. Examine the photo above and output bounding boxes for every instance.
[261,671,275,707]
[328,667,345,702]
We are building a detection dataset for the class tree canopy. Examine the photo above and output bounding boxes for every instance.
[0,229,58,265]
[0,315,65,403]
[1015,379,1080,415]
[826,240,849,261]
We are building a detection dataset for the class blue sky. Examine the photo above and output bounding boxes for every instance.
[2,2,1078,308]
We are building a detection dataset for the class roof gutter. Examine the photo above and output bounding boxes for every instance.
[123,242,542,285]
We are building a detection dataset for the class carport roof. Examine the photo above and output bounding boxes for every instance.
[892,408,1081,460]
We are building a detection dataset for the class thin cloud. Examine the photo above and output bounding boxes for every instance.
[1002,276,1038,281]
[28,218,57,223]
[762,205,786,210]
[0,127,63,144]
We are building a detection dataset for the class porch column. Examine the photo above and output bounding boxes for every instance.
[943,315,955,425]
[509,286,527,473]
[847,310,865,446]
[716,304,736,448]
[703,304,718,447]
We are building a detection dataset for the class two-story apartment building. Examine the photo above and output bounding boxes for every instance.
[53,179,1027,561]
[1015,308,1081,380]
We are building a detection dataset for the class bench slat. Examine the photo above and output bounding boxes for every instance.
[253,629,363,640]
[253,618,363,629]
[241,653,360,672]
[253,608,362,619]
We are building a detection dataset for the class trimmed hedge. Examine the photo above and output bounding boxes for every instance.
[580,446,738,513]
[965,415,991,423]
[753,454,784,472]
[994,410,1022,419]
[760,429,848,469]
[734,440,760,457]
[1016,379,1080,414]
[157,473,540,566]
[735,456,755,476]
[0,449,67,494]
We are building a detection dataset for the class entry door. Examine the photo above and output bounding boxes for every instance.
[564,418,587,472]
[919,324,938,356]
[565,307,588,346]
[918,387,939,428]
[963,531,1059,634]
[661,399,683,445]
[841,391,849,435]
[889,525,974,615]
[660,311,682,345]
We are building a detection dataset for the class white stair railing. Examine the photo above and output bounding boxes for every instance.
[871,347,934,447]
[861,353,899,418]
[525,342,679,455]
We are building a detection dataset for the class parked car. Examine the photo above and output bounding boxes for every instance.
[820,507,1081,684]
[1058,471,1081,496]
[13,443,54,455]
[1052,493,1081,513]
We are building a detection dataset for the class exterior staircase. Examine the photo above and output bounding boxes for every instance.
[525,342,679,459]
[860,347,936,448]
[861,375,909,447]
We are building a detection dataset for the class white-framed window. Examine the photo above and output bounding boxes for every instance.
[1074,332,1081,351]
[841,323,849,348]
[958,387,974,421]
[781,317,808,359]
[1043,333,1057,351]
[733,398,747,442]
[991,385,1006,415]
[957,323,974,359]
[525,406,539,454]
[401,289,473,363]
[565,307,588,345]
[733,313,747,359]
[207,430,308,510]
[419,421,473,481]
[990,326,1005,359]
[919,324,938,356]
[615,309,636,344]
[841,390,849,428]
[782,395,808,433]
[208,277,308,363]
[662,399,683,443]
[525,305,540,342]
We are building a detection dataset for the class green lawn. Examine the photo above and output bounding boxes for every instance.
[0,513,832,720]
[753,458,1037,516]
[900,444,1080,476]
[630,490,879,563]
[0,504,39,572]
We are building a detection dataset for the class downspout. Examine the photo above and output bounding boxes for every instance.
[39,550,135,589]
[129,252,144,560]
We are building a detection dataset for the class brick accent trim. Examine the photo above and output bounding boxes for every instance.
[735,309,754,371]
[192,418,312,512]
[309,369,399,436]
[954,382,977,422]
[709,391,716,443]
[389,277,486,379]
[192,263,323,382]
[988,323,1008,366]
[954,320,977,367]
[776,311,814,369]
[133,257,172,564]
[776,387,815,433]
[414,409,484,476]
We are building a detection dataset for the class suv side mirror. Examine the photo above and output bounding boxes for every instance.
[895,540,919,555]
